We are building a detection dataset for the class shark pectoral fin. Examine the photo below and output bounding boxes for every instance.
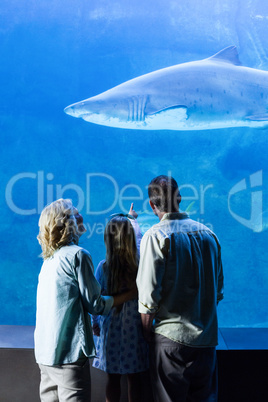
[147,105,188,121]
[245,113,268,121]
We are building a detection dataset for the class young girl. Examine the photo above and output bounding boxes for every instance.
[92,206,148,402]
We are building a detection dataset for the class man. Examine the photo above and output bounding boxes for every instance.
[136,176,224,402]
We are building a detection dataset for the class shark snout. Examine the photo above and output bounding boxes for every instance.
[64,105,74,116]
[64,97,106,119]
[64,102,86,118]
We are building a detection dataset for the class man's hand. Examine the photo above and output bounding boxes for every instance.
[141,313,155,342]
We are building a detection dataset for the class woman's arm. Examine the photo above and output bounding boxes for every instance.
[112,286,138,306]
[75,250,114,316]
[91,261,106,334]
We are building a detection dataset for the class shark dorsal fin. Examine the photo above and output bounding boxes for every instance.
[207,46,241,66]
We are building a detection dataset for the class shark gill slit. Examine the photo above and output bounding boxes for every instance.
[127,96,147,122]
[129,98,136,122]
[137,96,146,122]
[138,96,143,121]
[128,100,133,122]
[140,96,147,121]
[134,97,138,121]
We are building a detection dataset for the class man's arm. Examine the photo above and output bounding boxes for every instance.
[217,258,224,304]
[136,233,166,337]
[214,235,224,304]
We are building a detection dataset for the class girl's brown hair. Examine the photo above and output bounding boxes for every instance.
[104,216,138,295]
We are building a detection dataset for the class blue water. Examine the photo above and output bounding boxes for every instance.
[1,0,268,327]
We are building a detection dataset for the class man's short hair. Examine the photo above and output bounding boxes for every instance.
[148,175,181,212]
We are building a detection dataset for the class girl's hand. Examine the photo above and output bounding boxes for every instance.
[93,323,100,337]
[128,203,138,219]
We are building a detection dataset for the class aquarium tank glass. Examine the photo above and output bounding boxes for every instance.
[1,0,267,327]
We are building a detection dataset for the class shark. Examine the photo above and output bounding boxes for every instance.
[64,46,268,131]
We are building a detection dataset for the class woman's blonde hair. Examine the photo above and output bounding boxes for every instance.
[104,216,138,295]
[37,199,79,259]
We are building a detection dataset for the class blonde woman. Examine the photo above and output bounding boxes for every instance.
[92,207,149,402]
[35,199,136,402]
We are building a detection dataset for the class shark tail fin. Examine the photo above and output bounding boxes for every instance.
[208,46,242,66]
